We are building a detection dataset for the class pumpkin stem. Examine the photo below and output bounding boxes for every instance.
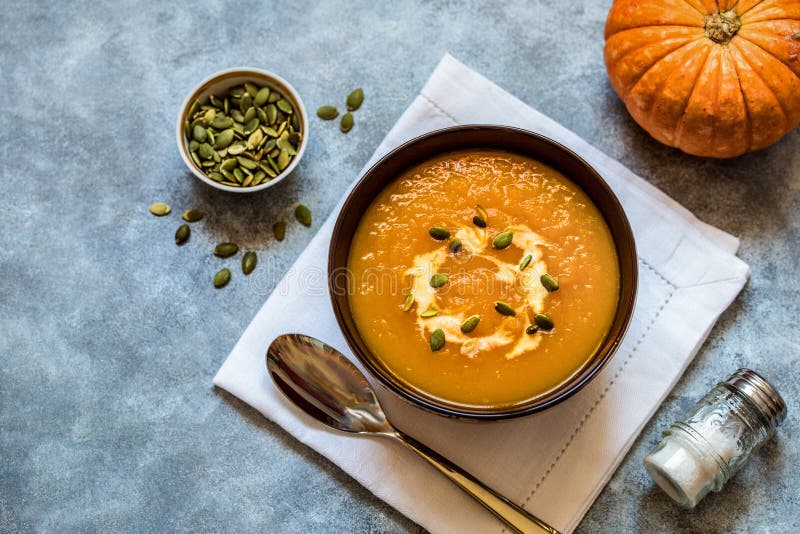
[704,9,741,45]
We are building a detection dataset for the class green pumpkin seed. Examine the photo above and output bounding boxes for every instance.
[214,268,231,288]
[534,313,554,331]
[242,173,254,187]
[203,108,216,125]
[420,308,439,318]
[188,140,199,152]
[192,125,207,142]
[429,227,450,240]
[256,106,268,125]
[340,112,353,133]
[244,118,260,134]
[227,142,246,155]
[214,242,239,258]
[209,172,224,182]
[430,273,448,288]
[149,202,171,216]
[526,324,539,335]
[277,99,293,114]
[220,158,238,171]
[231,109,245,123]
[254,87,270,106]
[247,129,264,150]
[211,116,233,129]
[346,88,364,111]
[273,221,286,241]
[242,251,257,275]
[175,224,190,245]
[460,315,481,333]
[449,238,462,254]
[492,231,513,249]
[237,156,257,170]
[239,93,253,112]
[214,129,234,150]
[198,143,215,160]
[494,301,516,316]
[190,151,202,167]
[188,99,199,118]
[295,204,312,226]
[267,104,278,124]
[402,292,415,311]
[277,149,291,170]
[252,170,267,186]
[317,105,339,120]
[263,126,279,137]
[429,329,445,352]
[268,91,281,103]
[182,209,204,222]
[233,168,245,183]
[472,215,487,228]
[520,254,532,271]
[540,274,559,292]
[243,106,256,123]
[476,205,488,222]
[244,82,258,98]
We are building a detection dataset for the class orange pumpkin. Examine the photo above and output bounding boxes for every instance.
[604,0,800,158]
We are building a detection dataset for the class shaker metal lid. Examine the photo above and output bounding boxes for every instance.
[725,368,787,430]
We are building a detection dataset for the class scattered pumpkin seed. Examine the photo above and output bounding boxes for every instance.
[295,204,312,226]
[182,209,204,222]
[242,251,257,275]
[213,242,239,258]
[346,88,364,111]
[273,221,287,241]
[472,215,487,228]
[429,227,450,240]
[534,313,554,331]
[149,202,171,216]
[317,105,339,120]
[526,324,539,335]
[540,274,559,292]
[520,254,532,271]
[494,301,516,316]
[420,308,439,318]
[340,112,354,133]
[429,329,445,352]
[214,268,231,288]
[461,315,481,333]
[175,224,190,245]
[430,273,448,288]
[492,231,513,249]
[449,238,462,254]
[402,292,415,311]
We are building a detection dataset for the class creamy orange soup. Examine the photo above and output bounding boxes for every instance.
[347,149,620,408]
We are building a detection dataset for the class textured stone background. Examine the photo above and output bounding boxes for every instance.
[1,1,798,532]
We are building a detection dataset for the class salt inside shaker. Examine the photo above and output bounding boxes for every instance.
[644,368,786,508]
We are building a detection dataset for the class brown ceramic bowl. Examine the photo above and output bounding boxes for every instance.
[329,125,637,420]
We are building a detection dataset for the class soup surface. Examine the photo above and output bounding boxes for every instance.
[347,149,620,408]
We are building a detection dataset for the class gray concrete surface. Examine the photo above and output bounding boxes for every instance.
[1,1,798,532]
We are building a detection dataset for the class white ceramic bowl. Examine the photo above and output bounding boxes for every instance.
[176,67,308,193]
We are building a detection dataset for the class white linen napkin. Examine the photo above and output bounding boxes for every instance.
[214,54,749,533]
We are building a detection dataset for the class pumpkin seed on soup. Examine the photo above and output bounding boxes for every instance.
[149,202,171,216]
[534,313,554,331]
[429,329,445,352]
[520,254,532,271]
[472,215,487,228]
[449,238,462,254]
[540,274,559,292]
[430,273,448,288]
[429,227,450,240]
[420,308,439,318]
[402,292,415,311]
[494,301,516,316]
[295,204,312,226]
[526,324,539,335]
[461,315,480,333]
[492,231,513,249]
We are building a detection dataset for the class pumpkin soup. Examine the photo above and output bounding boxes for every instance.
[347,149,620,408]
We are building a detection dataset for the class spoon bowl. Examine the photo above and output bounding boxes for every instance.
[266,333,560,534]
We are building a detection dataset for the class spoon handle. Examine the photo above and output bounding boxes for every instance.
[395,431,560,534]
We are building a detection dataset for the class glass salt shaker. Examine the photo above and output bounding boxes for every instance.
[644,368,786,508]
